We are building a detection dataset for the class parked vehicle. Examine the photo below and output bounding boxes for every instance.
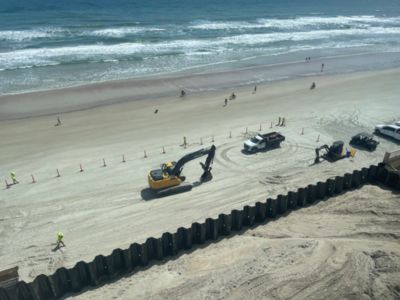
[243,132,285,153]
[350,132,379,151]
[374,124,400,141]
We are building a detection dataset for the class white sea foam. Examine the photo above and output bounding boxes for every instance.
[0,27,64,41]
[190,15,400,30]
[102,59,119,63]
[2,15,399,44]
[0,26,164,42]
[219,27,400,45]
[257,15,400,29]
[189,21,264,30]
[1,27,399,71]
[85,27,164,38]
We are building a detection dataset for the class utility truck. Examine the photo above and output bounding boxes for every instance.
[243,132,285,153]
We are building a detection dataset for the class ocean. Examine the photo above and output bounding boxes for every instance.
[1,0,400,94]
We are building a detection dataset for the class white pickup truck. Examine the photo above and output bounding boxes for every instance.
[375,124,400,141]
[243,132,285,153]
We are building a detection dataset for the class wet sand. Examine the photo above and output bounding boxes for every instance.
[2,51,400,121]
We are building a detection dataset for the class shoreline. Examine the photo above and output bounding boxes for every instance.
[1,50,400,121]
[1,49,399,97]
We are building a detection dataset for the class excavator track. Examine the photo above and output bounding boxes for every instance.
[155,183,193,197]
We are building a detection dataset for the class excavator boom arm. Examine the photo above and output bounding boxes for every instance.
[172,145,216,177]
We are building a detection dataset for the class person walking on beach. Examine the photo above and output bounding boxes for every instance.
[180,89,186,97]
[10,172,18,184]
[55,116,61,126]
[253,85,257,93]
[56,232,65,248]
[321,63,324,72]
[224,98,228,106]
[310,82,316,90]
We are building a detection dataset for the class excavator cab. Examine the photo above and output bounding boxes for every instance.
[148,161,182,191]
[147,145,216,197]
[329,141,344,157]
[161,161,176,174]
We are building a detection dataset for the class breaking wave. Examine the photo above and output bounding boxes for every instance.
[1,26,399,71]
[0,26,165,42]
[190,15,400,30]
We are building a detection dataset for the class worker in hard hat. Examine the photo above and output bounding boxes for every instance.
[56,232,66,248]
[10,172,18,184]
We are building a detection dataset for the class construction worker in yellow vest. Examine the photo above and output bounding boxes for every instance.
[10,172,18,184]
[56,232,66,248]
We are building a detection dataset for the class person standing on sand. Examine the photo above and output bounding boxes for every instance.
[321,63,324,72]
[254,85,257,93]
[224,98,228,106]
[180,89,186,97]
[310,82,316,90]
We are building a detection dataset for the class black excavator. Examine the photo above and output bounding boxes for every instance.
[147,145,216,197]
[314,140,345,164]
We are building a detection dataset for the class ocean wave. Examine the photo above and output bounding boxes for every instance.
[0,40,372,75]
[0,26,165,42]
[2,15,399,44]
[190,15,400,30]
[83,27,164,38]
[219,27,400,45]
[189,20,265,30]
[0,27,64,41]
[257,15,400,29]
[1,27,399,71]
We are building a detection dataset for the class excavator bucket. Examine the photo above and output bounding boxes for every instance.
[199,145,215,182]
[200,167,213,182]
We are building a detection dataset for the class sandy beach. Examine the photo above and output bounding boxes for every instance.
[72,184,400,300]
[1,65,400,298]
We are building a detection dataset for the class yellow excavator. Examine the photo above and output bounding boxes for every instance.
[147,145,216,197]
[314,140,347,164]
